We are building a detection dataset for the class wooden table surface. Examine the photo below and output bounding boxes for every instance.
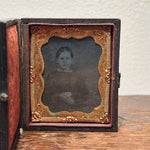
[16,96,150,150]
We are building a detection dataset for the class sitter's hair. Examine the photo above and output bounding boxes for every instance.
[56,47,73,59]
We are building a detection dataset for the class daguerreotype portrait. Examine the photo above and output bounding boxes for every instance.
[42,37,102,113]
[30,24,112,124]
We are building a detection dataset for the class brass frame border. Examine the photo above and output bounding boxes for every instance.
[30,25,111,123]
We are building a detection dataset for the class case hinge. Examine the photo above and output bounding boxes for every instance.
[0,92,8,102]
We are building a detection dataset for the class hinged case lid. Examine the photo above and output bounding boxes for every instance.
[0,20,20,150]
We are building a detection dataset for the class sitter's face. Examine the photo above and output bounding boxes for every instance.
[57,51,72,70]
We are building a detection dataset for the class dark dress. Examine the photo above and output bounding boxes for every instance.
[42,70,101,113]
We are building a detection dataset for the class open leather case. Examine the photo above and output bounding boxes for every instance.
[0,19,121,150]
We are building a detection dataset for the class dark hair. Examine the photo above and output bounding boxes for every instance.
[56,47,73,59]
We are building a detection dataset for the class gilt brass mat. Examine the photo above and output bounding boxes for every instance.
[30,25,111,123]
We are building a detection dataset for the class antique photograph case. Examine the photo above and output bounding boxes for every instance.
[21,19,121,131]
[0,18,120,150]
[0,19,120,150]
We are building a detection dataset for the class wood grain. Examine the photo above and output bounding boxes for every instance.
[16,96,150,150]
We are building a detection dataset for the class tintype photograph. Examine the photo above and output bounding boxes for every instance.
[41,37,102,113]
